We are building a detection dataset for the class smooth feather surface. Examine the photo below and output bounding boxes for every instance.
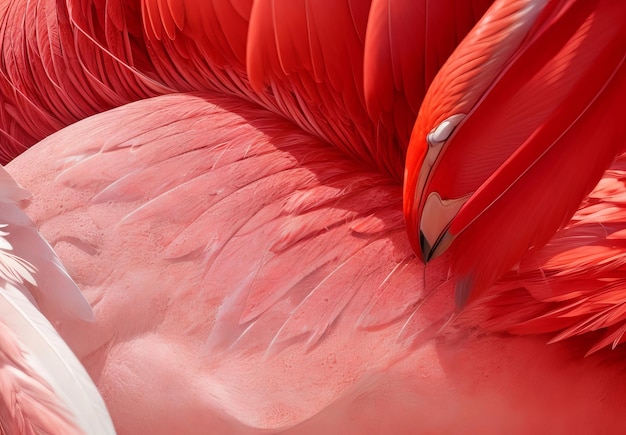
[405,0,626,303]
[0,166,93,324]
[8,92,450,432]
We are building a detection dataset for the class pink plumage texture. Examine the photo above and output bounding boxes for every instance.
[9,92,626,433]
[1,0,626,433]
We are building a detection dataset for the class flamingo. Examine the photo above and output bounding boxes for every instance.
[0,0,625,433]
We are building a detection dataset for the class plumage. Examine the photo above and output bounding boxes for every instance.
[0,166,114,433]
[404,0,626,304]
[7,92,426,432]
[0,317,83,435]
[478,153,626,354]
[7,89,626,433]
[0,0,491,176]
[363,0,494,148]
[1,0,626,433]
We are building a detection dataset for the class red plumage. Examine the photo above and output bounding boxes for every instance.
[404,0,626,305]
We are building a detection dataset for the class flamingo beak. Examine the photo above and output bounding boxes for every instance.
[405,113,466,263]
[419,192,468,261]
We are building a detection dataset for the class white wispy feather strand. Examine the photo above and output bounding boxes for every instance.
[0,165,115,434]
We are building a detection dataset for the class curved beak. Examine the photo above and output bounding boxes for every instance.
[404,113,466,263]
[404,0,626,304]
[419,192,468,261]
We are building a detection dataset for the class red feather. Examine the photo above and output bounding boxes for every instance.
[405,0,626,304]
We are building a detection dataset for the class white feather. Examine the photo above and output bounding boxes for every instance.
[0,167,93,322]
[0,283,116,434]
[0,165,115,433]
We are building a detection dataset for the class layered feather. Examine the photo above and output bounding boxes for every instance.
[404,0,626,303]
[474,153,626,354]
[8,91,626,433]
[0,284,114,434]
[363,0,493,149]
[4,1,626,433]
[0,166,114,433]
[0,1,488,178]
[0,317,82,435]
[0,0,166,162]
[7,93,456,432]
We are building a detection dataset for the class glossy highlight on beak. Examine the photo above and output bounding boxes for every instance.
[405,0,626,305]
[418,192,468,262]
[404,114,466,263]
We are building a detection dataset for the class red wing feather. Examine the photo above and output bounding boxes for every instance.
[405,0,626,304]
[476,153,626,354]
[448,0,626,303]
[24,93,444,361]
[246,0,387,172]
[403,0,545,252]
[364,0,493,148]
